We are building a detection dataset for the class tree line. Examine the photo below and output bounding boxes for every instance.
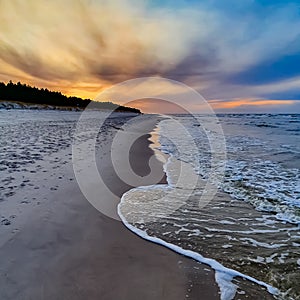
[0,81,140,113]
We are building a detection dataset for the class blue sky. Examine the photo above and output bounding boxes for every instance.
[178,0,300,111]
[148,0,300,111]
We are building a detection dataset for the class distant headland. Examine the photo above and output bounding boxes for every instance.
[0,81,141,113]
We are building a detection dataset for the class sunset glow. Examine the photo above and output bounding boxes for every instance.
[210,98,296,110]
[0,0,299,112]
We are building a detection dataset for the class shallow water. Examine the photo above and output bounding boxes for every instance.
[119,114,300,300]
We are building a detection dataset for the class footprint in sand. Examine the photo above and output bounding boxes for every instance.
[5,191,15,197]
[1,219,11,226]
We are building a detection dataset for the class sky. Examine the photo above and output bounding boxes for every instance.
[0,0,300,113]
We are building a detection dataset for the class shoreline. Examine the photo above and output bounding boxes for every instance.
[0,112,220,299]
[118,119,278,300]
[0,111,280,299]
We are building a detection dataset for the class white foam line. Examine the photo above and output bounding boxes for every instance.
[118,201,279,300]
[203,226,299,234]
[118,119,279,299]
[240,237,286,249]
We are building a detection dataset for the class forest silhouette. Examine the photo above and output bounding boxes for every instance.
[0,81,140,113]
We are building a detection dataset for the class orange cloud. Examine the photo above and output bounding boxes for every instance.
[210,98,295,110]
[127,98,192,114]
[0,0,200,93]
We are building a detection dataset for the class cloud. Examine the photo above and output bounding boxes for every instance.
[0,0,207,82]
[211,98,299,113]
[0,0,299,111]
[225,53,300,86]
[196,75,300,107]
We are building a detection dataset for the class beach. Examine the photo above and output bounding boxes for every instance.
[0,110,221,300]
[0,110,280,299]
[1,1,299,299]
[119,114,299,300]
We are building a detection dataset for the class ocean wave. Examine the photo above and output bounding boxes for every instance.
[118,115,300,299]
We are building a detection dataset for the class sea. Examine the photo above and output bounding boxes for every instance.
[118,114,300,300]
